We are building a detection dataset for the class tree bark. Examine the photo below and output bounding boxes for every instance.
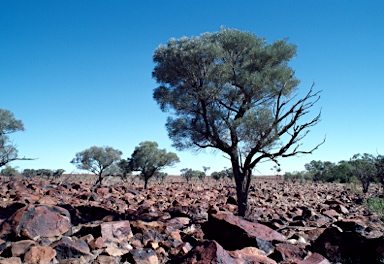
[232,160,252,217]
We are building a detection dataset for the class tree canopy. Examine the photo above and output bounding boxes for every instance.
[153,28,323,216]
[128,141,179,189]
[71,146,122,186]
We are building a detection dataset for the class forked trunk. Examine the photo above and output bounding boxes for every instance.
[233,165,252,217]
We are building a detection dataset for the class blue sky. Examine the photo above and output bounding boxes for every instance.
[1,1,383,175]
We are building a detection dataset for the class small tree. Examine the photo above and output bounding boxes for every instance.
[0,165,19,177]
[153,28,323,216]
[22,169,36,178]
[52,169,65,180]
[155,172,168,184]
[350,153,377,193]
[199,166,210,182]
[71,146,122,186]
[375,155,384,191]
[181,168,195,183]
[128,141,179,189]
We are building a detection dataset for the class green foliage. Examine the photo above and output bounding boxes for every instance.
[0,165,19,177]
[210,168,233,181]
[0,109,25,168]
[284,171,309,183]
[152,28,323,216]
[350,153,377,193]
[303,160,356,183]
[128,141,179,189]
[155,172,168,184]
[365,197,384,222]
[22,169,36,178]
[71,146,122,186]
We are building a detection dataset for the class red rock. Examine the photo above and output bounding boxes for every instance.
[297,253,330,264]
[11,240,37,257]
[101,220,133,243]
[128,248,159,264]
[269,243,306,262]
[23,246,56,264]
[93,255,120,264]
[1,205,71,239]
[169,240,236,264]
[229,247,277,264]
[51,237,90,259]
[130,220,165,234]
[204,212,286,251]
[0,257,22,264]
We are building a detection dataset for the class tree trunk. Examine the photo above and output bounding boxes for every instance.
[144,178,148,189]
[232,164,252,217]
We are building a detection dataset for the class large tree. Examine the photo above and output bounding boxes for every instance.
[152,28,323,216]
[71,146,122,186]
[0,109,31,167]
[128,141,179,189]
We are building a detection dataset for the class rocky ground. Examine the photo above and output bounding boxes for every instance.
[0,177,383,264]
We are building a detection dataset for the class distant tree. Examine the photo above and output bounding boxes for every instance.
[128,141,179,189]
[180,168,200,183]
[0,109,33,167]
[211,170,226,181]
[305,160,334,182]
[71,146,122,186]
[52,169,65,180]
[0,165,19,177]
[153,28,323,216]
[117,159,132,182]
[22,168,36,178]
[36,169,53,178]
[350,153,377,193]
[155,172,168,184]
[375,155,384,190]
[199,166,210,182]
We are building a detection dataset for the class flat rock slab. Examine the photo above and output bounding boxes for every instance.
[204,212,286,251]
[0,205,71,240]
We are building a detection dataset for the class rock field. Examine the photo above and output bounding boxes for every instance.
[0,177,383,264]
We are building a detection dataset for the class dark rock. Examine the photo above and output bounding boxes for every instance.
[0,205,71,240]
[51,237,90,259]
[311,226,384,264]
[168,240,236,264]
[125,248,159,264]
[203,212,286,251]
[269,243,306,262]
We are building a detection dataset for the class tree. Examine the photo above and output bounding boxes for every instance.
[375,155,384,191]
[180,168,200,183]
[71,146,122,186]
[199,166,210,182]
[350,153,377,193]
[0,165,19,177]
[153,28,323,216]
[155,171,168,184]
[128,141,179,189]
[305,160,334,182]
[0,109,32,167]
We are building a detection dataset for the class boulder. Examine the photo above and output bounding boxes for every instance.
[203,212,286,251]
[169,240,236,264]
[51,237,90,259]
[0,205,71,240]
[228,247,277,264]
[23,246,56,264]
[126,248,159,264]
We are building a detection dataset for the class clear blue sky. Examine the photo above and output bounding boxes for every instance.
[1,1,383,175]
